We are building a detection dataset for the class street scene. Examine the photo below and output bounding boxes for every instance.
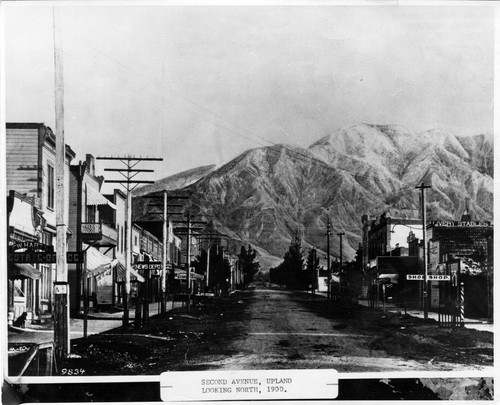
[2,2,495,403]
[58,287,492,374]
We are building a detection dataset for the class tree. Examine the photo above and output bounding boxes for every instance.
[306,248,320,292]
[192,245,231,292]
[238,245,260,285]
[269,231,306,290]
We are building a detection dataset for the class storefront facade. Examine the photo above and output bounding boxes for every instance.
[6,123,75,325]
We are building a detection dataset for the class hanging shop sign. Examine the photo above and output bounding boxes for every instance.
[135,261,162,271]
[406,274,450,281]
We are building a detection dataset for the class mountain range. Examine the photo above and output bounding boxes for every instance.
[133,123,493,270]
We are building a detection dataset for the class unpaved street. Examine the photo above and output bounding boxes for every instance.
[62,286,493,376]
[24,287,492,401]
[186,288,492,372]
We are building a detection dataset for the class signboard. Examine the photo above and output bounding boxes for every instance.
[54,284,68,294]
[428,239,440,269]
[135,261,162,271]
[174,270,202,280]
[406,274,450,281]
[8,252,56,263]
[67,251,84,264]
[176,272,187,280]
[8,243,84,264]
[428,275,450,281]
[8,251,84,264]
[429,221,491,227]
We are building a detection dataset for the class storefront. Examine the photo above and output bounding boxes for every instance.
[427,218,493,318]
[7,192,46,325]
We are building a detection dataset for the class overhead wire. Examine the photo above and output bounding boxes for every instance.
[61,32,405,187]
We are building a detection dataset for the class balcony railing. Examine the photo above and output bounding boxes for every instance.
[81,222,117,246]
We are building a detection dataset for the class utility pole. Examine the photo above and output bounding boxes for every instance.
[326,217,331,300]
[416,182,431,320]
[141,196,189,311]
[173,218,208,310]
[96,156,162,327]
[186,213,191,312]
[53,6,70,361]
[206,239,211,291]
[162,191,168,313]
[337,232,345,298]
[337,232,344,281]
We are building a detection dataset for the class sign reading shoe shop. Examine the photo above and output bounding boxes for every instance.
[8,242,84,263]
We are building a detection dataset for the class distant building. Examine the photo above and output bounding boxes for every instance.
[361,212,422,270]
[361,212,422,306]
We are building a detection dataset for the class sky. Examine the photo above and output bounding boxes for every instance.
[2,3,495,188]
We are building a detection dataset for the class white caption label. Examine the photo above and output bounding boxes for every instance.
[160,369,338,402]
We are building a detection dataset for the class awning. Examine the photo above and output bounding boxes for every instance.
[8,263,42,280]
[378,273,399,283]
[85,187,116,210]
[116,261,145,283]
[86,247,115,278]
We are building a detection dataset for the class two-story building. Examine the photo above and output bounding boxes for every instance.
[426,210,493,318]
[68,154,121,314]
[6,123,75,325]
[361,211,423,307]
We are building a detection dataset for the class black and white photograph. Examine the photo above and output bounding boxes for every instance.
[1,1,496,402]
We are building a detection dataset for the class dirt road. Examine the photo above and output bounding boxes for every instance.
[18,288,493,401]
[186,288,492,372]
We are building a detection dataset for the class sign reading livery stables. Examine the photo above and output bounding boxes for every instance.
[8,242,84,263]
[429,221,492,227]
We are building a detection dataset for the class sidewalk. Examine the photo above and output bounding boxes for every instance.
[306,291,493,333]
[357,299,493,332]
[8,300,186,345]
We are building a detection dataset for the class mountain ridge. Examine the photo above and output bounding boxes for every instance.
[136,124,493,270]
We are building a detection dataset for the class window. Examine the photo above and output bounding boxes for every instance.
[39,264,51,300]
[40,232,53,301]
[47,164,55,209]
[86,205,96,223]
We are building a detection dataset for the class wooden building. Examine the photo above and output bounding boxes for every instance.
[6,123,75,325]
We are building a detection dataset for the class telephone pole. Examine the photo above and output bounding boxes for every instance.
[96,156,162,327]
[186,213,192,312]
[416,182,431,320]
[326,217,332,299]
[139,195,187,313]
[172,215,207,312]
[337,232,345,291]
[53,6,70,360]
